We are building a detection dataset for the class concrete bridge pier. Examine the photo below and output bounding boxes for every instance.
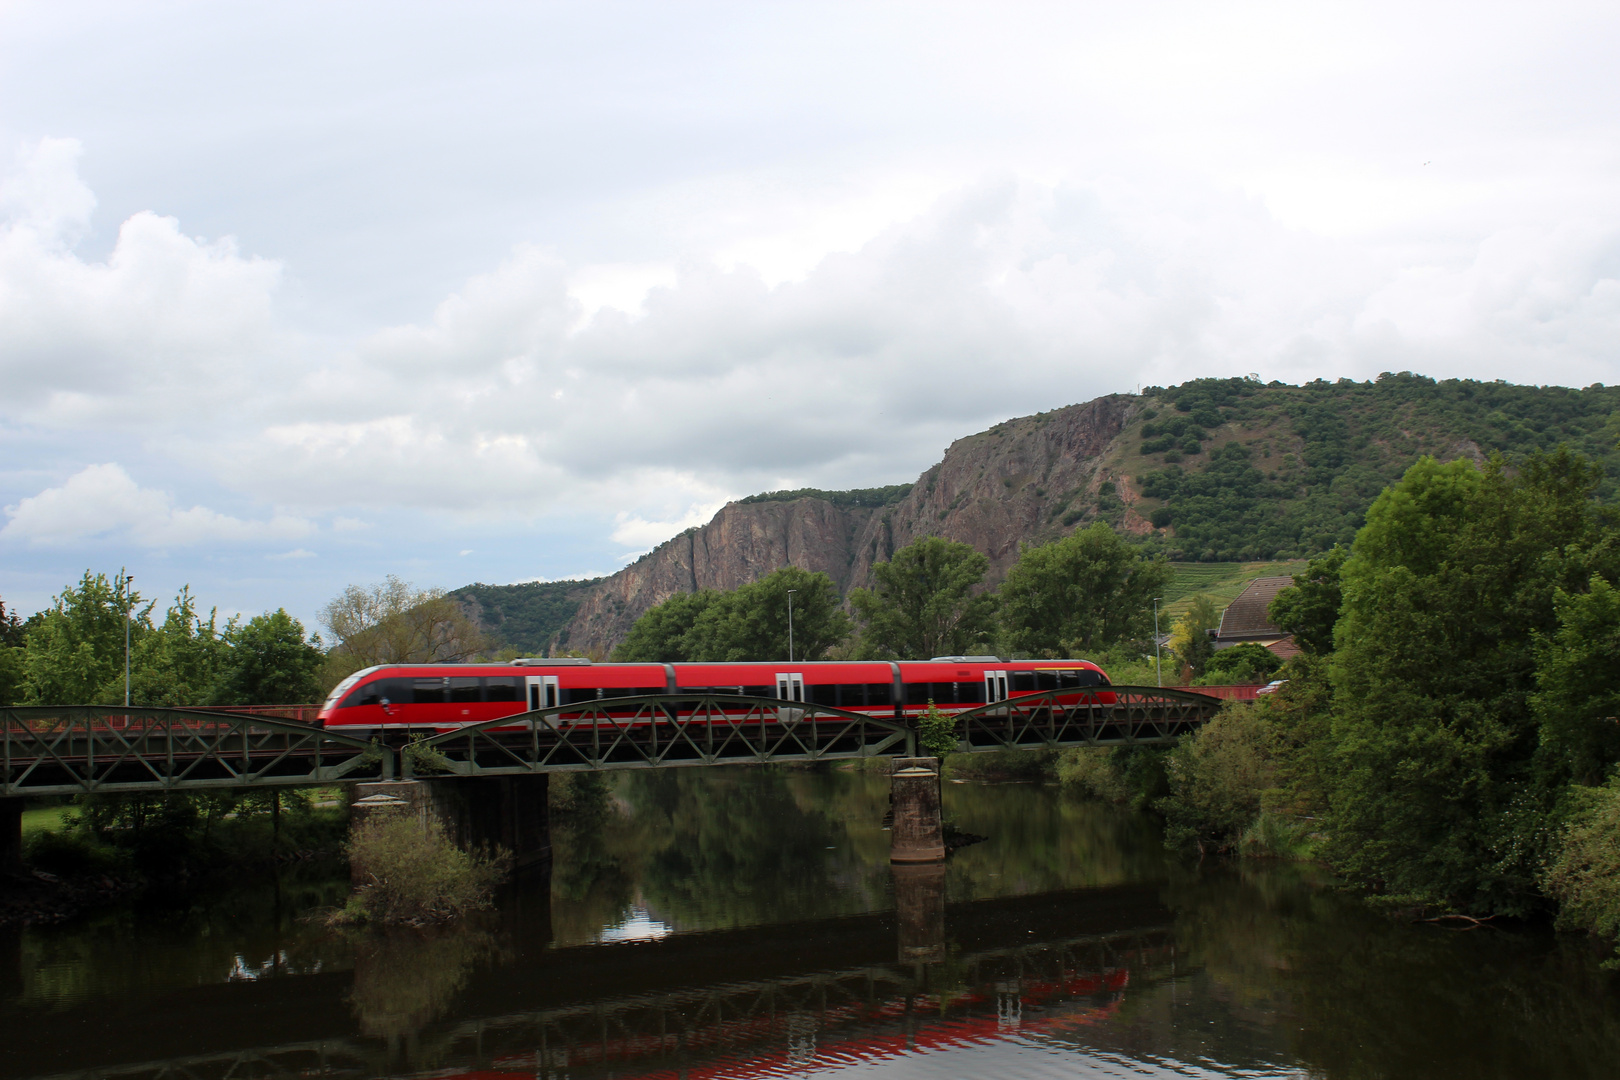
[889,757,945,864]
[350,776,552,877]
[0,798,23,878]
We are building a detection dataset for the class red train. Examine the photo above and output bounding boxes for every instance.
[315,656,1113,731]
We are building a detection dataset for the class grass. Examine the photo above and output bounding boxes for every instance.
[1160,559,1306,620]
[22,804,72,837]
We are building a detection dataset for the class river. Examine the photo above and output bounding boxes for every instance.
[4,766,1619,1079]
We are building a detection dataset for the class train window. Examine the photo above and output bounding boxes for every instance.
[833,684,864,706]
[341,677,407,708]
[955,681,986,704]
[413,678,447,704]
[907,682,956,705]
[449,677,481,703]
[563,688,600,705]
[1036,672,1059,692]
[743,685,773,698]
[1078,669,1105,686]
[484,677,522,702]
[1010,672,1035,693]
[601,686,662,699]
[864,683,892,706]
[808,684,839,707]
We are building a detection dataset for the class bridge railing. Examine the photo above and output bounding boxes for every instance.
[953,685,1225,751]
[0,706,386,797]
[409,694,917,777]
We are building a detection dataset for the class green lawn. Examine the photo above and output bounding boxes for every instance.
[21,804,73,837]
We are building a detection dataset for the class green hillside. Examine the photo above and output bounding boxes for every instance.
[1109,373,1620,562]
[1159,560,1306,621]
[450,578,603,654]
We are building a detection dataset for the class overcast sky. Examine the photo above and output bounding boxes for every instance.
[2,0,1618,626]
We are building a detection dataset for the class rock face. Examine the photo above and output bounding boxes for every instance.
[560,394,1139,656]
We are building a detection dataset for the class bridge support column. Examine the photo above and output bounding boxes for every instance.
[892,861,946,963]
[0,798,23,878]
[889,757,945,864]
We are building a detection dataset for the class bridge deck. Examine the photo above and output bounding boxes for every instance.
[1,687,1224,796]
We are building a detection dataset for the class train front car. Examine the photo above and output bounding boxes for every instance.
[895,657,1114,715]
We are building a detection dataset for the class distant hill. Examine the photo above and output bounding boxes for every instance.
[459,374,1620,655]
[449,578,604,655]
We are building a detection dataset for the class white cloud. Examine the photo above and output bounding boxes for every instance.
[1,464,314,548]
[0,139,283,425]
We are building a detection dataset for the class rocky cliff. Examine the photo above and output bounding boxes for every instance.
[559,393,1140,656]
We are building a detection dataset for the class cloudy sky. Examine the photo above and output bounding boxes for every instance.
[2,0,1618,625]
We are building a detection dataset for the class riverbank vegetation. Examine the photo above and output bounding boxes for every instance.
[338,813,508,926]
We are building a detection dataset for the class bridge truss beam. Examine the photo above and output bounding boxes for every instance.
[0,707,386,798]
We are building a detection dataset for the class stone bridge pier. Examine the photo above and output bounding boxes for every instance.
[350,776,552,878]
[889,757,945,864]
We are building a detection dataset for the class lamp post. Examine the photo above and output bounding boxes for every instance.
[786,589,797,663]
[124,570,134,708]
[1152,597,1163,688]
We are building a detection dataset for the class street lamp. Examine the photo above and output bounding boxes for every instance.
[124,569,134,708]
[1152,597,1163,688]
[786,589,797,663]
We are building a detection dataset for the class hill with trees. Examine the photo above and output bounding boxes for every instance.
[467,373,1619,656]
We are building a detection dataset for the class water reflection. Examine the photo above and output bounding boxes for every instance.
[4,765,1620,1080]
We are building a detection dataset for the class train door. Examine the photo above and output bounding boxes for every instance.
[775,672,804,723]
[526,675,560,713]
[984,670,1009,705]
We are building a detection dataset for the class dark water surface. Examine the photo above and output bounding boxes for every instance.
[5,767,1619,1079]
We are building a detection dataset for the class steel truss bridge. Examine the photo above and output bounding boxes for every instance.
[0,687,1223,796]
[24,924,1175,1080]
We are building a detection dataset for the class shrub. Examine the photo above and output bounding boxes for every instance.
[25,829,132,877]
[1544,778,1620,968]
[1160,704,1274,853]
[1055,748,1129,802]
[342,813,509,926]
[917,700,959,758]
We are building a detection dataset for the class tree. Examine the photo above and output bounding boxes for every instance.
[1166,596,1218,680]
[0,596,26,706]
[849,537,997,660]
[613,591,722,662]
[1533,576,1620,787]
[999,523,1172,658]
[23,570,149,704]
[129,586,222,707]
[320,576,487,686]
[1268,545,1347,654]
[1201,642,1282,684]
[686,567,851,662]
[1327,450,1616,915]
[213,609,325,705]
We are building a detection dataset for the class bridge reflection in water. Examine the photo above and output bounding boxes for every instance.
[10,872,1174,1080]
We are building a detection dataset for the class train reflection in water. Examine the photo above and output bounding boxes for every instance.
[12,875,1173,1080]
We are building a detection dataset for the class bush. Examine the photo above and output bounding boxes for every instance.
[1160,704,1274,853]
[1544,778,1620,968]
[917,700,959,758]
[1199,643,1283,684]
[24,829,132,877]
[342,813,509,926]
[944,749,1055,781]
[1055,748,1129,802]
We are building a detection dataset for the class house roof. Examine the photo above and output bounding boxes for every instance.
[1216,575,1295,640]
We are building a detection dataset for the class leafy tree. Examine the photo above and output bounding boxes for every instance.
[1166,596,1218,679]
[1201,642,1282,684]
[1268,545,1347,654]
[1327,450,1616,915]
[686,567,850,662]
[1543,775,1620,968]
[613,591,722,662]
[999,523,1171,658]
[213,609,325,705]
[320,576,488,686]
[849,537,997,660]
[23,570,150,704]
[0,596,25,706]
[129,586,222,706]
[1533,576,1620,787]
